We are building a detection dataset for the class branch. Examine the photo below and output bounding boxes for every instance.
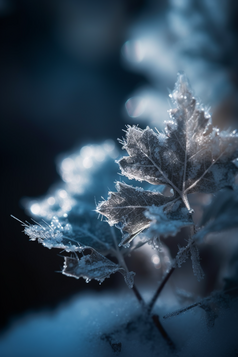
[147,267,175,315]
[147,227,197,315]
[110,227,146,308]
[163,286,238,320]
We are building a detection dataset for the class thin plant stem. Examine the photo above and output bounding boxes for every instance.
[110,227,174,347]
[132,284,145,308]
[147,267,175,315]
[110,227,146,308]
[147,225,195,315]
[146,267,176,348]
[163,286,238,320]
[152,314,175,349]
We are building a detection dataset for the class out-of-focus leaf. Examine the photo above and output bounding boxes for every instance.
[23,216,83,252]
[173,238,204,281]
[67,207,122,254]
[23,140,120,221]
[196,189,238,240]
[62,247,135,288]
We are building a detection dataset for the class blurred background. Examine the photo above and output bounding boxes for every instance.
[1,0,238,331]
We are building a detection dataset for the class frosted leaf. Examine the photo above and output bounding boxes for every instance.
[163,290,235,323]
[174,245,190,268]
[189,243,204,281]
[145,201,193,240]
[97,182,177,246]
[22,209,122,256]
[196,189,238,241]
[62,247,135,288]
[118,73,238,211]
[67,208,121,254]
[24,218,83,252]
[173,238,204,281]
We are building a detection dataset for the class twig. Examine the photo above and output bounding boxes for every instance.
[163,286,238,320]
[163,301,200,319]
[111,226,175,346]
[152,314,175,349]
[147,225,196,315]
[132,285,145,308]
[110,226,146,308]
[147,267,175,315]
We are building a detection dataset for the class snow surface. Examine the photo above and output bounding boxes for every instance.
[0,290,237,357]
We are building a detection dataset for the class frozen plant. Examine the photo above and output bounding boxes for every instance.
[16,73,238,348]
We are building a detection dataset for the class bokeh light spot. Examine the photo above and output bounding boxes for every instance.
[31,203,40,215]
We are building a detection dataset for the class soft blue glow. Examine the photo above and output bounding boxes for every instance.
[24,140,119,220]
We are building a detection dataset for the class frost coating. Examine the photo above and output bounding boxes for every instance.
[172,238,204,282]
[98,72,238,245]
[189,244,204,282]
[97,182,178,246]
[62,247,135,288]
[145,203,193,241]
[118,73,238,211]
[24,217,83,252]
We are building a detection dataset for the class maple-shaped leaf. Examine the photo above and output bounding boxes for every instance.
[62,247,135,288]
[97,182,191,246]
[118,73,238,211]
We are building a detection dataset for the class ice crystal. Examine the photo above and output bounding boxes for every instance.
[122,0,236,127]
